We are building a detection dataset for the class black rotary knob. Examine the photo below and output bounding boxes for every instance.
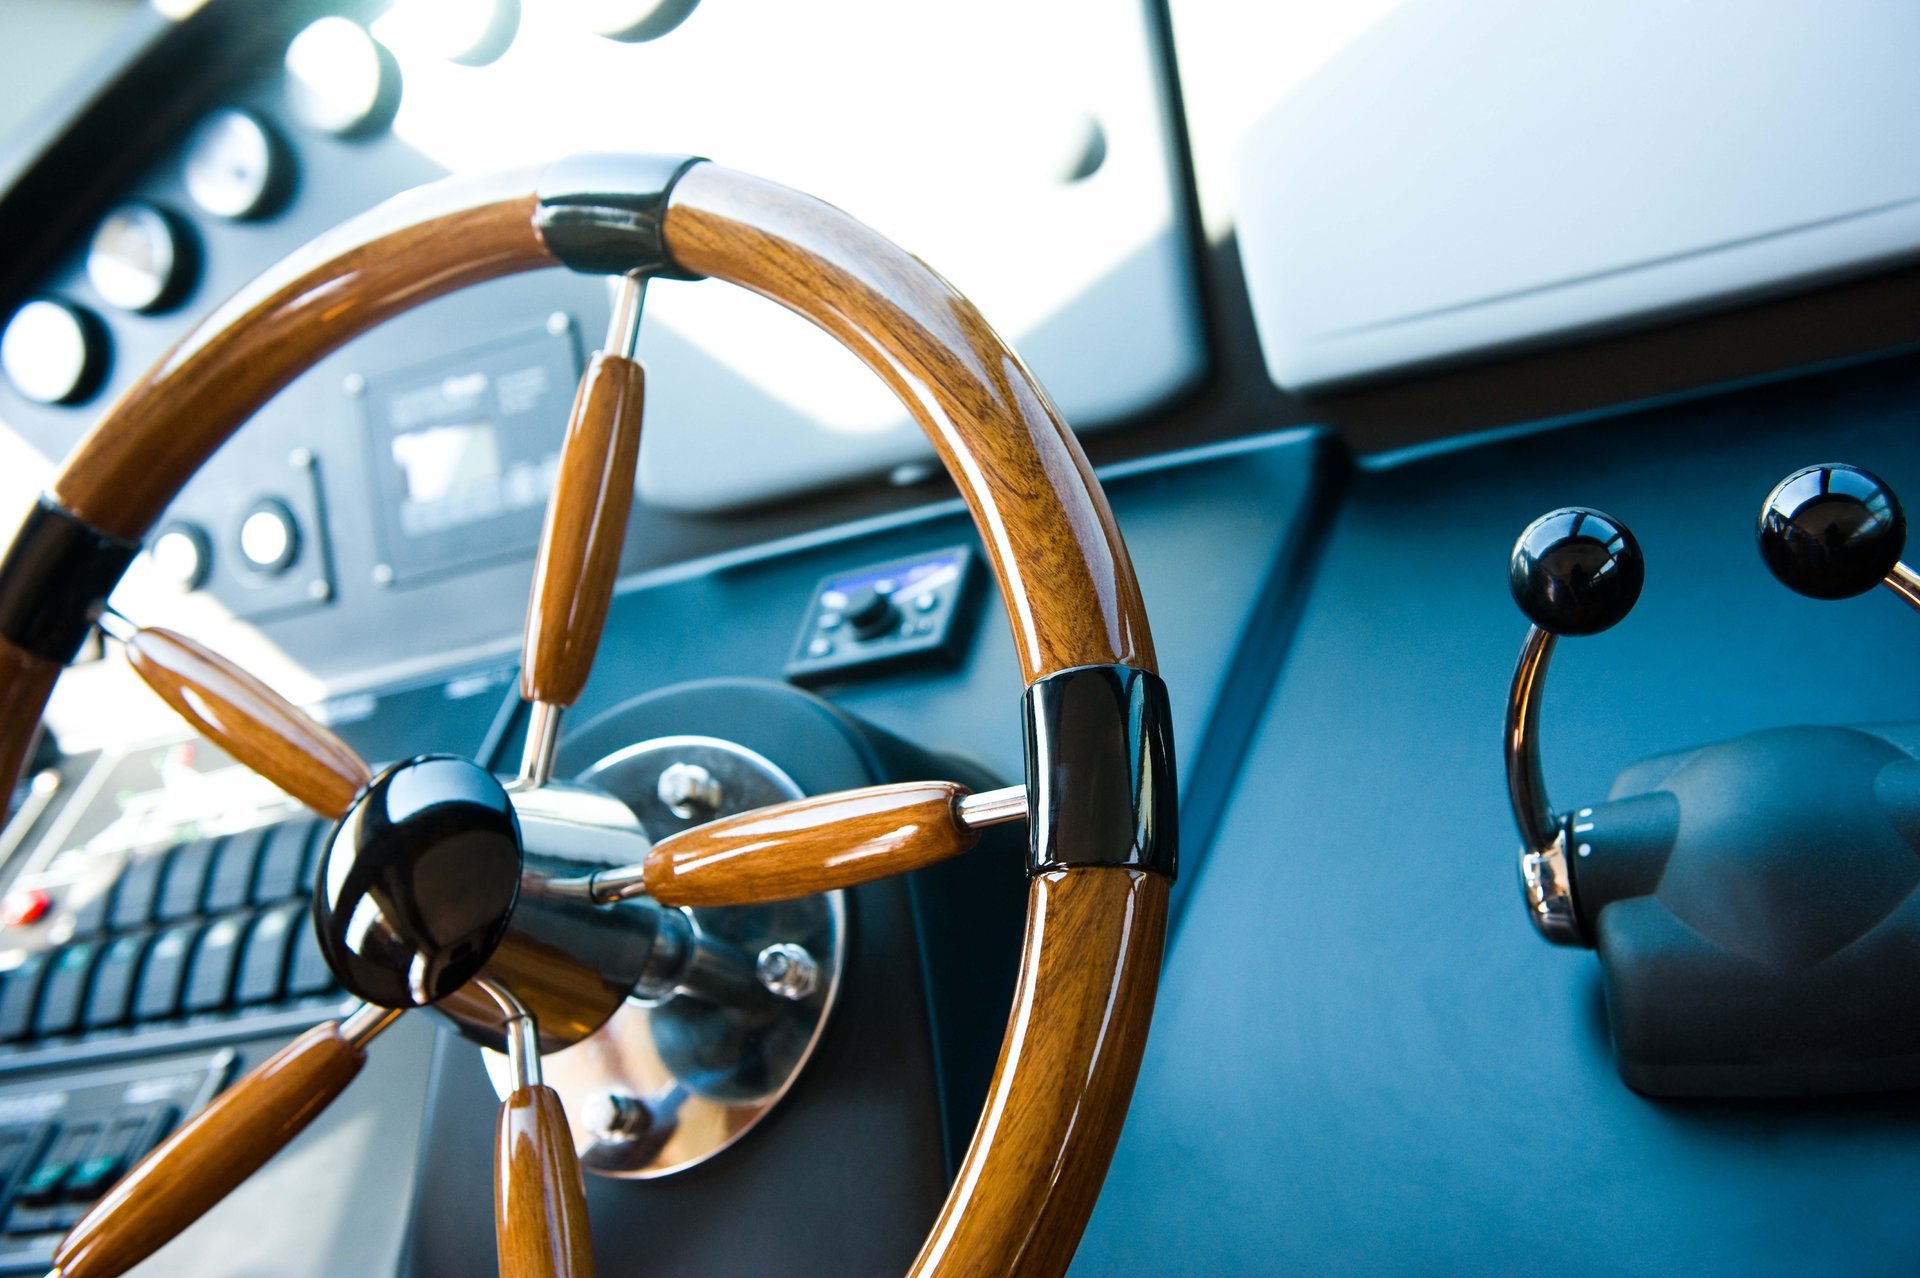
[312,755,522,1008]
[1757,463,1906,600]
[1509,507,1645,636]
[844,586,899,640]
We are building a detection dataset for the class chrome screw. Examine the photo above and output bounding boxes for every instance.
[657,762,722,821]
[583,1091,653,1142]
[756,943,821,1001]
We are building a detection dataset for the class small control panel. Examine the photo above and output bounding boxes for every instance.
[785,546,981,684]
[0,1050,227,1271]
[139,447,336,621]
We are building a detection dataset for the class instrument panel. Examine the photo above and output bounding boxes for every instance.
[0,0,1206,707]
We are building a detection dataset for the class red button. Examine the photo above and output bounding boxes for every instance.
[0,889,50,929]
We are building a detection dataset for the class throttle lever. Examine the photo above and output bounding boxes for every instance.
[1500,475,1920,1097]
[1757,461,1918,609]
[1503,506,1645,945]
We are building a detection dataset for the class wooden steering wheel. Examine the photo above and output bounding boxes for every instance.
[0,157,1176,1278]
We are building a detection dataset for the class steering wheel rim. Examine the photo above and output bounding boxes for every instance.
[0,156,1175,1277]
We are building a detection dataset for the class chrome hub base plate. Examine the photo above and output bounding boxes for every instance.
[482,735,847,1178]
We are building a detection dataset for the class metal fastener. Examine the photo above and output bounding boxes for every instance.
[756,943,821,1001]
[583,1091,653,1142]
[657,762,722,821]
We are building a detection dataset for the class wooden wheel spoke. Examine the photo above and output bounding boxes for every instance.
[120,625,372,820]
[517,276,648,787]
[519,350,645,714]
[495,1084,595,1278]
[51,1009,400,1278]
[594,780,1027,908]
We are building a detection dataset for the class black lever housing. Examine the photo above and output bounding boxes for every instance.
[1577,724,1920,1096]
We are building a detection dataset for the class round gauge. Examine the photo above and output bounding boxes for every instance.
[1053,114,1107,183]
[375,0,520,67]
[183,109,289,220]
[87,204,195,313]
[284,17,402,137]
[150,522,212,591]
[565,0,701,42]
[238,498,301,575]
[0,300,105,405]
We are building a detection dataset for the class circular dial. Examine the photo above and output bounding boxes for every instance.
[87,204,193,313]
[565,0,702,42]
[1,299,104,405]
[149,522,212,591]
[843,585,899,639]
[183,109,287,220]
[284,17,401,136]
[237,498,300,575]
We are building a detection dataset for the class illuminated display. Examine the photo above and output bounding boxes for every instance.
[357,326,580,583]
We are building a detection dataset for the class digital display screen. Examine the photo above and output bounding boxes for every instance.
[358,326,580,582]
[386,420,554,538]
[392,421,501,504]
[822,554,965,601]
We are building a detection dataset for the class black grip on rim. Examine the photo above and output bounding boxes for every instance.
[0,496,139,664]
[1023,664,1177,879]
[534,152,708,278]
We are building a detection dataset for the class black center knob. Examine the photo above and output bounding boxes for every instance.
[312,754,522,1009]
[1757,463,1906,600]
[844,586,898,639]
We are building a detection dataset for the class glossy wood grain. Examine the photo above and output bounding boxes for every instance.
[125,627,371,820]
[909,869,1167,1278]
[663,164,1156,684]
[52,1021,365,1278]
[640,781,978,907]
[0,157,1176,1278]
[496,1084,596,1278]
[53,176,553,542]
[521,353,645,708]
[0,638,60,822]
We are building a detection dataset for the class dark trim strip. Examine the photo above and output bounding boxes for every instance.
[1023,664,1177,879]
[0,496,139,665]
[534,153,707,278]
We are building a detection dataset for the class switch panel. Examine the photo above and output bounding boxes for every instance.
[0,1050,227,1269]
[785,546,981,685]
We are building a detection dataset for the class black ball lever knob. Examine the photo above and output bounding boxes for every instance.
[1757,463,1906,600]
[1509,507,1645,636]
